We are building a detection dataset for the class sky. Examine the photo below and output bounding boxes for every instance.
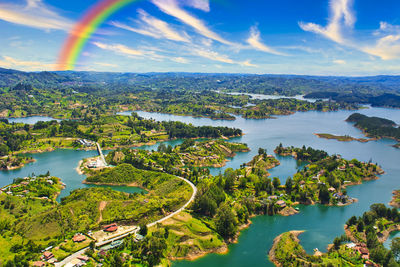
[1,0,400,75]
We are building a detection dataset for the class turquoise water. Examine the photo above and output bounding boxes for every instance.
[7,116,60,124]
[1,107,400,266]
[0,149,145,200]
[384,231,400,249]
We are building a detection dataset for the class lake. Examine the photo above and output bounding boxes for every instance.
[7,116,60,124]
[1,106,400,266]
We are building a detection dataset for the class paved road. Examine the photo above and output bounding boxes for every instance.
[56,175,197,266]
[147,175,197,228]
[54,248,89,267]
[96,142,107,167]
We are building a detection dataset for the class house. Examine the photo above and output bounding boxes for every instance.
[358,247,370,259]
[103,223,118,232]
[135,234,144,242]
[338,165,346,171]
[77,255,89,262]
[276,200,286,208]
[65,258,84,267]
[72,234,86,242]
[43,251,54,261]
[346,242,356,249]
[268,195,278,200]
[32,261,45,267]
[99,250,107,256]
[328,187,336,193]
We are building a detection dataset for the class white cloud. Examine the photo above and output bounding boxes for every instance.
[247,25,285,55]
[92,42,144,56]
[171,57,189,63]
[299,0,354,45]
[193,48,256,67]
[333,59,346,64]
[362,35,400,60]
[0,56,56,70]
[299,0,400,60]
[0,0,72,31]
[93,41,190,64]
[182,0,210,12]
[201,38,213,47]
[111,9,190,43]
[151,0,234,46]
[95,62,118,68]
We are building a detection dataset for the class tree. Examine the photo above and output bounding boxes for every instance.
[370,203,388,218]
[139,223,148,236]
[273,177,281,189]
[0,144,9,156]
[333,237,341,250]
[143,235,167,266]
[214,205,238,239]
[318,185,330,204]
[391,237,400,263]
[285,178,293,194]
[258,148,267,156]
[357,221,364,232]
[346,216,358,226]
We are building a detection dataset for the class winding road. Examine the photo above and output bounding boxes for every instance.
[55,174,197,267]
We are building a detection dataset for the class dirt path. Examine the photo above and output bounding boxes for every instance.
[97,201,107,224]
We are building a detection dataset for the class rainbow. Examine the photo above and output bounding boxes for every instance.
[57,0,140,70]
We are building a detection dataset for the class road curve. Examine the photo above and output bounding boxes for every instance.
[147,175,197,228]
[56,175,197,267]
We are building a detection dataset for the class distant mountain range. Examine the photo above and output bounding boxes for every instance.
[1,67,400,97]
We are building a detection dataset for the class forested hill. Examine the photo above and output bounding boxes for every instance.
[2,68,400,96]
[346,113,400,141]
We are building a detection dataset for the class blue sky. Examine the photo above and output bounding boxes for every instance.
[1,0,400,75]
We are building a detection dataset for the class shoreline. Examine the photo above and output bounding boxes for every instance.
[314,133,376,143]
[170,217,253,262]
[389,190,400,208]
[268,230,305,267]
[12,133,243,156]
[0,158,36,171]
[345,223,400,244]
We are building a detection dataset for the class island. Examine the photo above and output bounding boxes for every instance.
[0,155,35,170]
[390,190,400,208]
[274,144,384,205]
[346,113,400,146]
[0,114,242,167]
[314,133,373,143]
[95,139,250,178]
[269,204,400,266]
[314,114,400,148]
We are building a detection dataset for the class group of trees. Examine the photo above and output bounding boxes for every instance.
[347,113,400,141]
[275,144,328,162]
[161,121,242,139]
[345,204,400,266]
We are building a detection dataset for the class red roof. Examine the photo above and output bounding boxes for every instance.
[43,251,54,259]
[359,247,369,254]
[72,234,86,242]
[103,223,117,229]
[77,255,89,261]
[104,226,118,232]
[32,261,45,267]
